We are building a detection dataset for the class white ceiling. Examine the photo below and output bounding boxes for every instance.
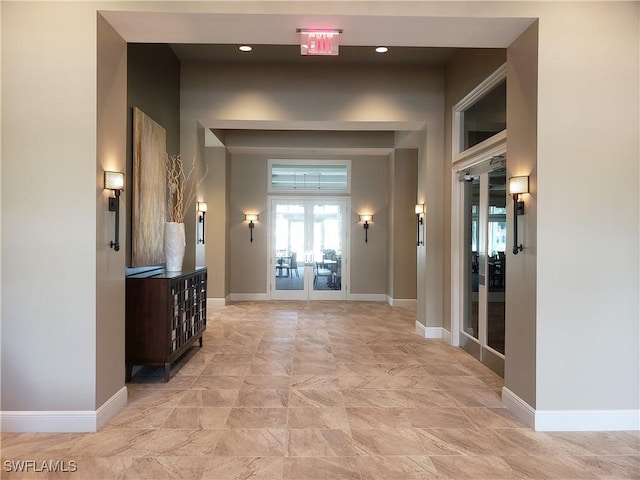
[101,11,534,48]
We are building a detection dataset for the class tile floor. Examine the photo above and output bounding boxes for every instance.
[1,302,638,479]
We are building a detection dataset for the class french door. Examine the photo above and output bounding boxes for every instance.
[460,161,507,376]
[269,197,348,300]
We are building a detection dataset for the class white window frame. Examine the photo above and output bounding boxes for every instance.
[268,159,352,195]
[453,63,507,162]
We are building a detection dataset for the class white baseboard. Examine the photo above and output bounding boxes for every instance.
[96,386,128,430]
[386,296,416,307]
[425,327,444,339]
[415,321,445,339]
[1,386,127,433]
[502,386,535,428]
[207,297,227,308]
[502,387,638,431]
[535,409,640,432]
[228,293,268,302]
[348,294,387,302]
[442,328,452,343]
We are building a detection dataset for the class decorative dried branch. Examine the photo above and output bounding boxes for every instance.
[165,154,208,224]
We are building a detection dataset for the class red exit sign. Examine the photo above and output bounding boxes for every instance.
[298,29,341,56]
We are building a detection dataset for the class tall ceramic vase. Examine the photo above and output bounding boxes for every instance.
[164,222,186,272]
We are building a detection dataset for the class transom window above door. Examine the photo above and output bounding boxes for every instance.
[269,160,351,194]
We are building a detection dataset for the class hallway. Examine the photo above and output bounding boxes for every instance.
[1,302,638,479]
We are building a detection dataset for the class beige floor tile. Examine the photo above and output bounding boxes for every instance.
[357,455,439,480]
[242,375,292,389]
[178,389,239,407]
[291,374,341,390]
[203,457,283,480]
[352,428,426,456]
[286,429,357,457]
[191,375,244,390]
[287,407,350,430]
[283,457,360,480]
[3,301,637,480]
[346,407,412,429]
[235,388,289,407]
[289,389,345,407]
[213,429,286,456]
[430,455,518,479]
[225,408,289,428]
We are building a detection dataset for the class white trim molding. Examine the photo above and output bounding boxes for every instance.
[503,387,639,431]
[228,293,269,302]
[415,321,445,339]
[535,409,640,432]
[385,296,416,307]
[96,387,128,430]
[1,386,127,433]
[207,297,227,308]
[348,293,387,302]
[502,387,535,428]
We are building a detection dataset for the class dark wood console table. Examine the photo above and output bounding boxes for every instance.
[125,267,207,382]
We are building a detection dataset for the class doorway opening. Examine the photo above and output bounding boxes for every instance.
[268,197,349,300]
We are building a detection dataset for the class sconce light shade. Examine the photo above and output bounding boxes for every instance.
[104,171,125,191]
[509,175,529,254]
[509,176,529,196]
[245,214,259,242]
[104,171,124,252]
[197,202,208,244]
[359,214,373,243]
[415,204,425,246]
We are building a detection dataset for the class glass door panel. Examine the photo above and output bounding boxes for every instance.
[272,203,305,299]
[311,203,344,298]
[270,198,347,300]
[459,159,506,376]
[463,177,480,340]
[487,169,506,355]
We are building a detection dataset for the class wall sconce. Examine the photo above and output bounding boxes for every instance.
[104,171,125,252]
[509,175,529,255]
[245,214,259,243]
[359,214,373,243]
[197,202,208,244]
[415,204,425,246]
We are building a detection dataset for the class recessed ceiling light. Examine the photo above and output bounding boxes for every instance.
[239,45,253,52]
[375,46,389,53]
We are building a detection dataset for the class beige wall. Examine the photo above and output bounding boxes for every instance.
[350,155,389,295]
[96,14,127,407]
[2,2,100,411]
[391,149,418,300]
[229,154,269,294]
[505,23,538,409]
[202,147,229,297]
[534,2,638,411]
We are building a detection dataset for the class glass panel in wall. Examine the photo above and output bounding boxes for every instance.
[487,168,507,354]
[463,177,480,339]
[271,163,348,192]
[462,79,506,151]
[312,204,343,291]
[274,203,305,291]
